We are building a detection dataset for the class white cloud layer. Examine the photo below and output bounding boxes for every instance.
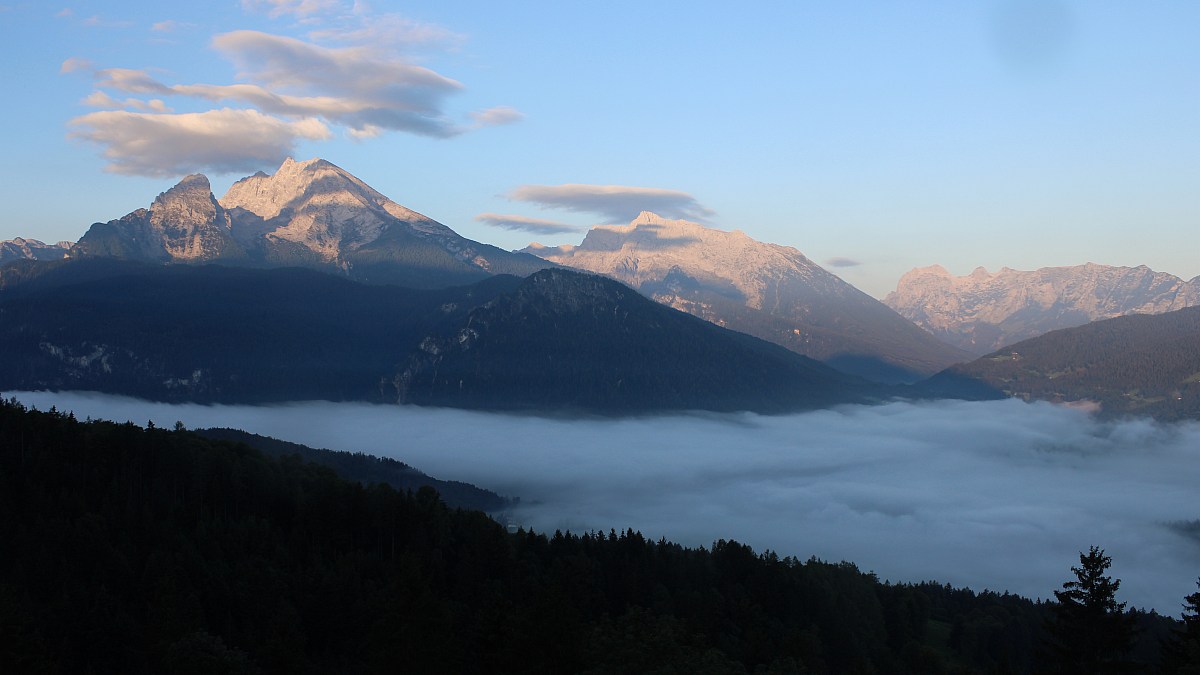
[69,108,330,177]
[475,212,582,235]
[509,184,714,223]
[9,393,1200,616]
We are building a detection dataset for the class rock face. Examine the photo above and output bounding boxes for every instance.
[884,263,1200,355]
[71,158,551,288]
[0,238,71,266]
[524,212,969,383]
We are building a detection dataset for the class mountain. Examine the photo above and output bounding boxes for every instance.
[0,261,871,413]
[886,263,1200,355]
[70,158,552,288]
[524,212,968,383]
[918,305,1200,421]
[0,237,71,266]
[72,174,246,263]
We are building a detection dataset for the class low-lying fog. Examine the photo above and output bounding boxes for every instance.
[11,391,1200,616]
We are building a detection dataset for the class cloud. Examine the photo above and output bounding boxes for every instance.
[203,30,468,137]
[60,57,93,74]
[11,393,1200,617]
[69,108,331,177]
[151,20,195,33]
[55,8,73,18]
[308,12,464,50]
[470,106,523,128]
[241,0,340,19]
[509,184,714,223]
[65,8,519,175]
[826,257,862,268]
[475,213,582,235]
[82,91,172,113]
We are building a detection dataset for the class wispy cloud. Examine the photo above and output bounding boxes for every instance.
[151,19,196,33]
[470,106,523,128]
[82,91,172,113]
[475,213,582,235]
[59,57,93,74]
[826,257,862,268]
[241,0,340,19]
[70,108,331,177]
[508,184,714,223]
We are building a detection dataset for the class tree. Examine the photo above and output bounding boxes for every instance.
[1162,579,1200,674]
[1040,546,1138,674]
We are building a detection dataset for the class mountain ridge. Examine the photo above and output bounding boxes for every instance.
[64,157,552,288]
[524,213,969,383]
[886,262,1200,354]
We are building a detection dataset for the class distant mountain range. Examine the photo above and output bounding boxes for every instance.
[69,157,552,288]
[0,260,872,413]
[0,237,70,266]
[886,263,1200,355]
[525,212,968,383]
[919,305,1200,420]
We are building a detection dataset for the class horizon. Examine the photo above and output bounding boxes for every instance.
[2,1,1197,298]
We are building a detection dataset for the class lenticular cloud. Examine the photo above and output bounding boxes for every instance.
[11,391,1200,615]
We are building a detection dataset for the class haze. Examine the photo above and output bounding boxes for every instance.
[11,391,1199,616]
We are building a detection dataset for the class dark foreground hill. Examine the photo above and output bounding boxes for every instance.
[193,428,507,512]
[918,306,1200,420]
[0,260,871,413]
[0,399,1181,673]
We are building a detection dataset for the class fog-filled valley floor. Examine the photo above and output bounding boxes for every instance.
[11,391,1200,617]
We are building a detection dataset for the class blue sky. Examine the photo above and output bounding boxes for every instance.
[0,0,1196,297]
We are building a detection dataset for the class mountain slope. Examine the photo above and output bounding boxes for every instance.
[69,158,552,288]
[524,212,968,383]
[886,263,1200,355]
[918,306,1200,420]
[392,267,869,412]
[0,262,871,413]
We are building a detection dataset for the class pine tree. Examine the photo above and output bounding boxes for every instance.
[1162,579,1200,674]
[1041,546,1138,674]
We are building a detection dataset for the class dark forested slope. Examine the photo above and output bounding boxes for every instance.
[0,261,875,413]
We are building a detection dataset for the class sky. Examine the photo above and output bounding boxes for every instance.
[0,0,1197,298]
[11,391,1200,617]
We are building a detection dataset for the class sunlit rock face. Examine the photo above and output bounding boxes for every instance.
[68,158,551,288]
[885,263,1200,354]
[525,212,969,383]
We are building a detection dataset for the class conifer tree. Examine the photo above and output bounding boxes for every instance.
[1041,546,1138,674]
[1162,579,1200,674]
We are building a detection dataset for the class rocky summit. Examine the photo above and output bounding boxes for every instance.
[885,263,1200,355]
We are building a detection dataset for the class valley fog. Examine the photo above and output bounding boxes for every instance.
[12,391,1200,616]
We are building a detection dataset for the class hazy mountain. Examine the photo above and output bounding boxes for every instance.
[524,212,968,383]
[918,305,1200,421]
[70,158,552,288]
[886,263,1200,355]
[0,237,72,266]
[0,261,871,413]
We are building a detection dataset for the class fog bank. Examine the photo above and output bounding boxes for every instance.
[11,391,1200,616]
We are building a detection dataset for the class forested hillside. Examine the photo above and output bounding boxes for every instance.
[0,398,1186,673]
[921,306,1200,420]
